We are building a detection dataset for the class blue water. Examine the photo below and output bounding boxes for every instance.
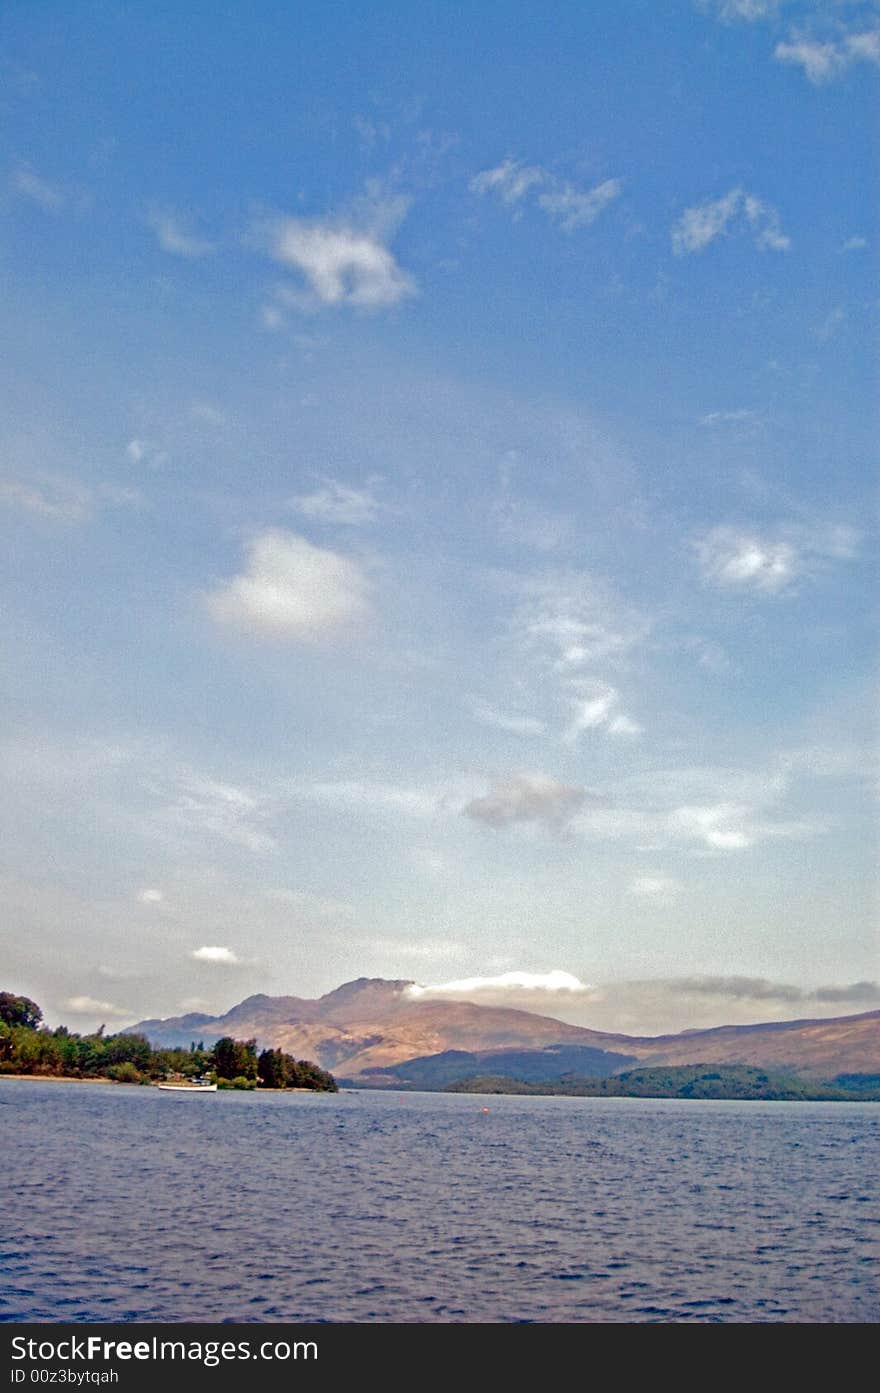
[1,1079,877,1322]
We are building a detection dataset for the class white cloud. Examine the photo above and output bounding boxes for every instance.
[470,159,546,205]
[137,888,163,904]
[571,761,819,855]
[289,479,381,526]
[672,188,741,254]
[464,773,590,831]
[65,995,129,1018]
[263,208,415,309]
[565,684,615,735]
[11,166,64,211]
[672,188,790,255]
[671,803,754,849]
[841,235,868,252]
[742,192,791,251]
[206,529,372,642]
[407,969,592,998]
[147,206,215,258]
[696,521,859,593]
[190,945,242,966]
[467,698,546,737]
[696,526,797,591]
[775,29,880,83]
[537,177,623,232]
[564,681,642,742]
[125,439,168,470]
[669,802,813,851]
[471,160,621,232]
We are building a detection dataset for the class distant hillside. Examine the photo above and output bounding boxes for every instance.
[446,1065,880,1102]
[128,978,880,1083]
[347,1042,639,1090]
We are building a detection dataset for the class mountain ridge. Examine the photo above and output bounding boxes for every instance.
[127,977,880,1082]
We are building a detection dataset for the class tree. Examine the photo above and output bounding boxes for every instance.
[0,992,43,1030]
[257,1048,287,1088]
[212,1036,258,1080]
[257,1046,337,1091]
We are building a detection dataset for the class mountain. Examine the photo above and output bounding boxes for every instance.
[127,978,880,1084]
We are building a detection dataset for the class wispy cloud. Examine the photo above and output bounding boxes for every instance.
[672,187,790,255]
[699,408,757,427]
[630,874,681,901]
[467,697,546,737]
[125,438,168,470]
[558,974,880,1034]
[463,772,592,832]
[537,177,623,231]
[470,159,546,207]
[695,522,858,593]
[149,770,277,853]
[265,888,355,918]
[205,529,372,642]
[0,475,91,523]
[471,159,622,232]
[289,479,382,526]
[701,0,787,20]
[147,205,215,258]
[696,526,797,591]
[136,888,164,905]
[775,28,880,84]
[65,995,130,1018]
[564,680,642,742]
[512,569,647,670]
[10,165,64,211]
[303,779,449,820]
[0,474,142,524]
[841,235,868,252]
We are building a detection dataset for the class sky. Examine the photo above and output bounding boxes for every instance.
[1,0,877,1037]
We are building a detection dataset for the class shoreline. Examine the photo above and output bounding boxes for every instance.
[0,1073,334,1093]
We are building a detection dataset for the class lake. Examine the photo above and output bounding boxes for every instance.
[1,1079,877,1322]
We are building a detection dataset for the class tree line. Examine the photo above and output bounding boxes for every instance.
[0,991,337,1091]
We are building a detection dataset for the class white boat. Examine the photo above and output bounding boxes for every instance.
[157,1080,217,1092]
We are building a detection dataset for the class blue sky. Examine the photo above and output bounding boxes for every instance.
[1,0,877,1035]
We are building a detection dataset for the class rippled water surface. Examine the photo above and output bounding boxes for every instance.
[1,1080,877,1322]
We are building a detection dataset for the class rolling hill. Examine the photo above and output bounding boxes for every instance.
[128,977,880,1084]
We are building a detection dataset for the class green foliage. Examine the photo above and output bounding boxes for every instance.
[257,1047,338,1091]
[0,989,338,1092]
[446,1064,880,1101]
[0,992,43,1030]
[212,1036,258,1080]
[106,1061,141,1083]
